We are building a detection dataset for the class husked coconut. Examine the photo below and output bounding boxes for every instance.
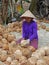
[0,41,3,48]
[0,61,6,65]
[27,46,36,52]
[31,47,46,59]
[1,50,7,55]
[0,49,2,55]
[46,28,49,31]
[28,57,37,62]
[44,47,49,55]
[19,56,27,63]
[8,23,13,28]
[38,25,41,30]
[10,41,16,47]
[43,56,49,65]
[4,61,10,65]
[7,28,12,32]
[20,60,27,65]
[20,40,27,46]
[0,36,2,40]
[16,28,21,32]
[26,57,37,65]
[36,59,47,65]
[6,57,12,63]
[37,48,45,56]
[31,52,42,60]
[3,44,9,50]
[9,41,17,53]
[14,50,22,60]
[41,25,46,29]
[0,27,3,35]
[1,50,8,61]
[10,60,20,65]
[2,38,8,44]
[14,49,22,55]
[7,34,15,42]
[3,33,8,39]
[21,48,32,58]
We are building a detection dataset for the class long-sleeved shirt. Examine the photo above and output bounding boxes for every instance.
[22,20,38,41]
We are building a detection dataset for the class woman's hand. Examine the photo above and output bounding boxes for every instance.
[20,39,30,46]
[25,39,30,44]
[21,40,26,46]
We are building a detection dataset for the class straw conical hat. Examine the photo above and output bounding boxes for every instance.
[20,10,36,18]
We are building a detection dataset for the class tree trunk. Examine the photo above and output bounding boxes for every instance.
[2,0,8,24]
[29,0,37,13]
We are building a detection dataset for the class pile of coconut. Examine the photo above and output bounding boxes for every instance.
[6,22,22,33]
[0,24,35,65]
[2,20,48,33]
[37,19,49,31]
[0,22,49,65]
[0,45,49,65]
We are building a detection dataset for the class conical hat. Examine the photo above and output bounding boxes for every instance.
[20,10,36,19]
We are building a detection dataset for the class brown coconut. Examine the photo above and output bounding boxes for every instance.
[21,48,32,58]
[36,59,47,65]
[43,56,49,65]
[2,38,8,44]
[7,34,15,42]
[46,28,49,31]
[3,43,9,50]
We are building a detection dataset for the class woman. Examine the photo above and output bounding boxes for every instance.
[18,10,38,49]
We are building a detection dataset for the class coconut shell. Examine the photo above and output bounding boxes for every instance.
[41,25,46,29]
[36,59,47,65]
[2,38,8,44]
[7,34,15,42]
[3,44,9,50]
[46,28,49,31]
[27,46,36,52]
[43,56,49,65]
[21,48,32,58]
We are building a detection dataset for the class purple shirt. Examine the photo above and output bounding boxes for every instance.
[22,20,38,41]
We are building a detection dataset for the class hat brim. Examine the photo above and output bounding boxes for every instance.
[20,16,34,19]
[20,10,36,19]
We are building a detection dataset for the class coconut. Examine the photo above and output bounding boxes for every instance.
[2,38,8,44]
[46,28,49,31]
[3,33,8,39]
[0,41,3,48]
[0,61,6,65]
[10,60,20,65]
[27,46,36,52]
[44,47,49,56]
[43,56,49,65]
[0,36,2,40]
[26,57,37,65]
[14,50,22,60]
[6,57,12,63]
[41,25,46,29]
[22,48,32,58]
[1,50,8,61]
[37,48,45,56]
[36,59,47,65]
[7,34,15,42]
[3,44,9,50]
[19,56,27,63]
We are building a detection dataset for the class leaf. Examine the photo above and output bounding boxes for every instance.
[15,0,18,2]
[25,0,31,3]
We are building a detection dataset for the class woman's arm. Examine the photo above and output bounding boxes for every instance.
[22,22,26,39]
[29,22,38,41]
